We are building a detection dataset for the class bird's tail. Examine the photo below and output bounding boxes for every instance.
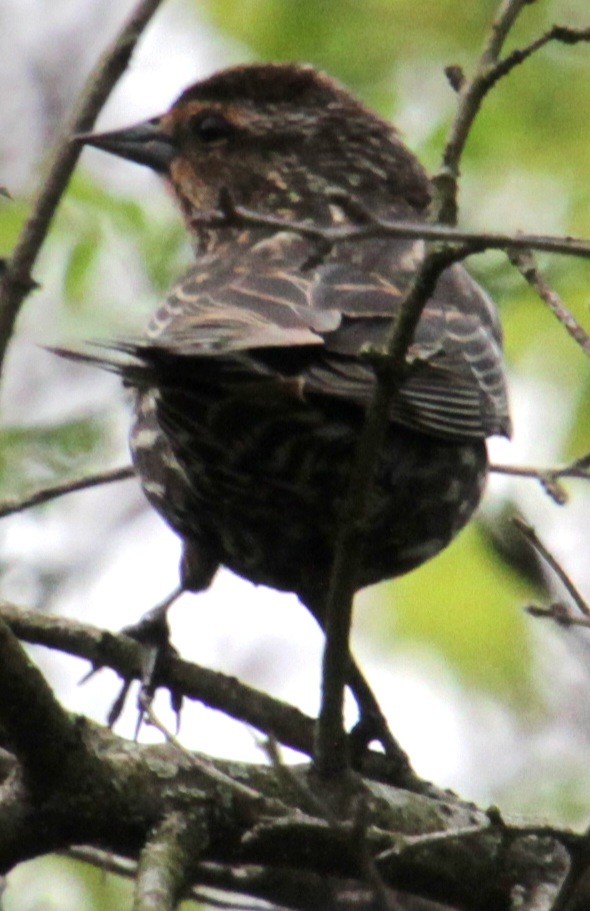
[47,342,153,387]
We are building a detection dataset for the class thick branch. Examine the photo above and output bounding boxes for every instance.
[0,645,574,910]
[0,603,437,791]
[0,618,102,792]
[0,602,317,760]
[0,0,166,374]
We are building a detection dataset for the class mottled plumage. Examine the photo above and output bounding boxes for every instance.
[75,63,510,624]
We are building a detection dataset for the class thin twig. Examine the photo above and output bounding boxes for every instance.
[0,465,134,519]
[349,796,395,911]
[63,849,280,911]
[0,0,166,375]
[491,463,590,482]
[259,735,337,823]
[315,246,470,776]
[526,603,590,628]
[514,517,590,617]
[510,250,590,358]
[436,0,534,223]
[376,823,489,863]
[491,464,568,505]
[63,845,137,879]
[195,203,590,263]
[491,454,590,505]
[489,23,590,90]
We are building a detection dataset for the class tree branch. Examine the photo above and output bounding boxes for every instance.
[0,465,134,519]
[2,1,589,907]
[488,22,590,90]
[0,602,318,762]
[315,245,472,777]
[0,602,439,791]
[0,617,105,792]
[491,454,590,505]
[435,0,535,223]
[141,702,280,806]
[509,250,590,358]
[0,631,573,910]
[134,809,205,911]
[196,203,590,263]
[0,0,166,375]
[514,517,590,618]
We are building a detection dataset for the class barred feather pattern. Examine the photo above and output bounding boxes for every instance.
[125,228,502,610]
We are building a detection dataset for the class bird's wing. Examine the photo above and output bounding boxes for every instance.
[306,243,510,439]
[60,230,509,441]
[142,231,509,440]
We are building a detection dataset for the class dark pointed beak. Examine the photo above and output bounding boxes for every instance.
[75,119,176,173]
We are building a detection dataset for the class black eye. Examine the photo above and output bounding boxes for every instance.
[189,112,234,143]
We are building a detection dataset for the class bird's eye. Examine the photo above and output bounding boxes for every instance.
[188,112,234,144]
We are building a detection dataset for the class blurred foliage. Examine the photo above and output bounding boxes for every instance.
[0,417,112,500]
[499,761,590,828]
[56,174,189,329]
[370,523,537,701]
[4,856,132,911]
[4,853,201,910]
[0,193,28,256]
[199,0,590,183]
[199,0,515,105]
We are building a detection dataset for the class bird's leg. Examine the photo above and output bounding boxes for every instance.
[304,593,413,779]
[107,541,220,733]
[345,659,413,781]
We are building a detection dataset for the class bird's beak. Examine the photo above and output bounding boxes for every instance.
[75,119,176,173]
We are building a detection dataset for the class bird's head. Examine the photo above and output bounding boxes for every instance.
[78,64,430,228]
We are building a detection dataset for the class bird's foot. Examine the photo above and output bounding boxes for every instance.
[349,709,416,788]
[107,588,184,734]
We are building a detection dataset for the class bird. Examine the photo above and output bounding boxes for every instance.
[68,63,510,761]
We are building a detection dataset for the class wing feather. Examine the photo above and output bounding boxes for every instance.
[63,230,510,441]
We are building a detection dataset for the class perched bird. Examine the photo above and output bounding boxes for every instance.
[72,64,510,752]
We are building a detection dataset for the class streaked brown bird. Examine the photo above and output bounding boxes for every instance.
[72,64,510,754]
